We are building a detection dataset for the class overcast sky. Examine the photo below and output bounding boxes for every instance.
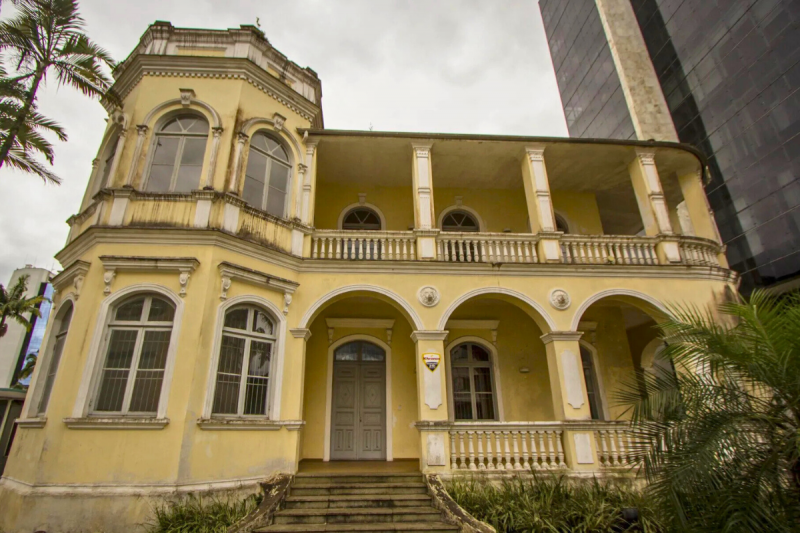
[0,0,567,284]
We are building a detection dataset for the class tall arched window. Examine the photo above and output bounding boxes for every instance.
[97,134,119,191]
[37,302,74,415]
[580,345,603,420]
[211,305,276,416]
[243,132,291,218]
[450,342,497,420]
[342,207,381,230]
[93,294,176,415]
[442,210,480,232]
[146,115,209,192]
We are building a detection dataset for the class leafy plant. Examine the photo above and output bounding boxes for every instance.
[447,473,665,532]
[145,493,261,533]
[0,273,46,338]
[0,0,115,181]
[616,290,800,532]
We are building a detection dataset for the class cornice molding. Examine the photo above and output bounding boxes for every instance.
[289,328,312,341]
[540,331,585,344]
[51,260,91,298]
[99,255,199,297]
[411,330,449,342]
[445,320,500,330]
[326,318,395,329]
[217,261,299,313]
[196,418,304,431]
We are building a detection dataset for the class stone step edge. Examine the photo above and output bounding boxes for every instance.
[257,523,458,532]
[275,507,441,516]
[292,482,426,489]
[286,494,431,502]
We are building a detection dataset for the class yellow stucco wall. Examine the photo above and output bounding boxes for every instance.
[434,187,529,233]
[313,183,415,231]
[551,191,604,234]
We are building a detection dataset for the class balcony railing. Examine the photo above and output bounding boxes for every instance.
[311,230,417,260]
[437,232,539,263]
[561,235,658,265]
[447,422,566,471]
[592,422,636,468]
[680,236,721,266]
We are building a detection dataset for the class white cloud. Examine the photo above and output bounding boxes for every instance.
[0,0,566,283]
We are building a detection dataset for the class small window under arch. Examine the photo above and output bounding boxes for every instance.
[442,210,479,232]
[342,207,381,231]
[555,214,569,233]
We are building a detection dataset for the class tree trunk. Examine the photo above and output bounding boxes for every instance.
[0,67,44,168]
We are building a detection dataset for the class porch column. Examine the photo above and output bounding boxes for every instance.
[629,150,681,263]
[676,167,728,266]
[521,145,561,262]
[288,328,312,470]
[411,143,439,260]
[411,330,449,472]
[541,332,599,471]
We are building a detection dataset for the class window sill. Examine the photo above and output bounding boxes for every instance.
[15,417,47,428]
[196,418,305,431]
[63,417,169,430]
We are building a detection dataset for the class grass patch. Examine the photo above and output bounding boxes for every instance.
[447,474,665,533]
[145,492,262,533]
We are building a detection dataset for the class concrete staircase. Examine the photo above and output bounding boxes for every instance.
[256,472,459,532]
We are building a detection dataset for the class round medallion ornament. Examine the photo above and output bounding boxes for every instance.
[549,288,571,310]
[418,286,440,307]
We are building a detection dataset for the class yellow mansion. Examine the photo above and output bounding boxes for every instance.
[0,22,737,532]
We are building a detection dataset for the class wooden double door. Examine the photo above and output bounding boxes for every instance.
[330,341,386,460]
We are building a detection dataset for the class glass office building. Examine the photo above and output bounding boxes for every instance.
[539,0,800,292]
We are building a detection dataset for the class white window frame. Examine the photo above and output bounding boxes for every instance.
[72,285,184,421]
[36,301,74,416]
[445,337,504,421]
[578,340,609,421]
[143,113,210,192]
[243,131,292,218]
[203,295,287,421]
[438,205,484,232]
[211,305,277,417]
[337,202,387,230]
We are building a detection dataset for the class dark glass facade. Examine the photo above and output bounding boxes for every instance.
[540,0,800,292]
[540,0,636,139]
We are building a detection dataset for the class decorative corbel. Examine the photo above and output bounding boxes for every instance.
[386,328,393,344]
[272,112,286,131]
[358,193,367,205]
[103,268,116,295]
[73,275,85,300]
[491,329,498,346]
[220,275,232,301]
[328,327,334,345]
[178,270,191,298]
[283,292,292,315]
[179,88,196,106]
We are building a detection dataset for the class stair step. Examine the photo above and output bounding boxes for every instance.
[290,482,428,496]
[273,507,442,525]
[294,473,423,485]
[285,494,432,509]
[257,522,459,532]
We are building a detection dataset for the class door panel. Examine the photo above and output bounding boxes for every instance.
[330,360,386,460]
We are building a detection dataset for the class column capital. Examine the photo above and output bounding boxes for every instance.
[411,142,433,158]
[235,131,249,144]
[411,330,449,342]
[212,126,224,138]
[289,328,312,341]
[524,144,547,161]
[634,149,656,166]
[136,124,149,136]
[540,331,584,344]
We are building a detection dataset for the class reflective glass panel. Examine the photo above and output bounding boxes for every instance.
[116,298,145,321]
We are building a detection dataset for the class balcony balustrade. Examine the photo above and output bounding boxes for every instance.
[593,422,636,468]
[446,422,566,471]
[561,235,658,265]
[311,230,417,260]
[437,232,539,263]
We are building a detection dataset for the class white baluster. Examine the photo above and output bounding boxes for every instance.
[529,430,540,469]
[450,431,457,471]
[312,238,319,258]
[521,430,530,469]
[512,431,522,470]
[486,430,495,470]
[538,431,546,469]
[458,431,466,469]
[546,431,556,469]
[495,432,504,470]
[556,431,565,468]
[480,240,488,262]
[477,431,485,470]
[503,431,512,470]
[467,431,477,470]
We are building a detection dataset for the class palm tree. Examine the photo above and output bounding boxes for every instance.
[0,0,115,174]
[0,65,66,182]
[0,274,46,338]
[617,290,800,532]
[11,350,37,390]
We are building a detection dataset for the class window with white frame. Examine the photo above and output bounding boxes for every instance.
[37,302,74,415]
[211,305,276,416]
[342,207,381,230]
[92,295,176,415]
[450,342,497,420]
[98,134,119,191]
[146,114,209,192]
[580,345,603,420]
[242,132,291,219]
[442,210,479,232]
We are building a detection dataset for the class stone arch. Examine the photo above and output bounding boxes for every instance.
[569,289,669,331]
[240,117,303,165]
[438,204,484,232]
[337,202,387,230]
[298,284,424,331]
[142,97,222,130]
[437,287,556,332]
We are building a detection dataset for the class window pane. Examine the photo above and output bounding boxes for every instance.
[243,341,271,415]
[454,393,473,420]
[248,341,272,378]
[58,306,74,334]
[266,188,286,218]
[100,137,118,188]
[212,374,240,414]
[224,308,249,330]
[128,369,164,413]
[475,393,495,420]
[217,335,245,374]
[471,344,490,362]
[452,367,470,393]
[183,117,209,134]
[581,347,601,420]
[451,344,468,362]
[161,118,182,133]
[252,311,273,335]
[148,298,174,322]
[473,367,493,393]
[95,369,130,412]
[96,329,138,412]
[138,330,171,370]
[361,342,385,361]
[147,137,180,191]
[269,162,289,192]
[174,138,205,192]
[243,150,267,208]
[115,298,145,321]
[38,334,65,414]
[105,330,138,369]
[334,342,359,361]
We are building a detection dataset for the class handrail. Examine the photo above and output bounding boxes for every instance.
[311,229,417,260]
[561,235,658,265]
[436,232,539,263]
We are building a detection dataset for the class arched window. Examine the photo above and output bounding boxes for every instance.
[580,345,603,420]
[98,134,119,190]
[555,214,569,233]
[146,114,209,192]
[243,132,291,218]
[93,294,176,415]
[211,305,276,416]
[37,302,74,415]
[450,342,496,420]
[334,340,386,361]
[342,207,381,231]
[442,210,480,232]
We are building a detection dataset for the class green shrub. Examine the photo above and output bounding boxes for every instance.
[447,474,665,533]
[145,492,261,533]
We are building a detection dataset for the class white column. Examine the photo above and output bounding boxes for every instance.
[124,125,148,187]
[203,127,223,189]
[629,151,681,263]
[411,143,438,260]
[411,330,450,472]
[522,145,560,262]
[228,132,249,194]
[300,140,317,225]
